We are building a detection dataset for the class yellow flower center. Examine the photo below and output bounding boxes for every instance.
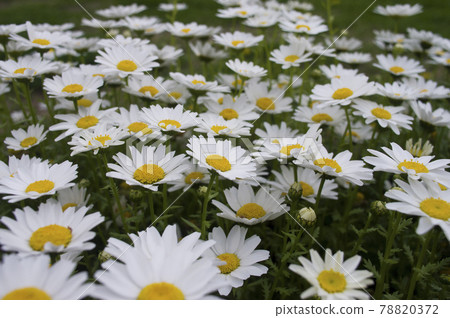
[32,39,50,46]
[139,86,159,96]
[236,202,266,220]
[62,203,77,212]
[20,136,38,148]
[181,28,191,33]
[117,60,137,72]
[420,198,450,220]
[238,10,247,15]
[184,172,205,184]
[314,158,342,173]
[92,73,105,77]
[62,84,83,94]
[76,115,99,129]
[332,88,353,100]
[2,287,52,300]
[371,107,392,119]
[311,113,333,122]
[211,125,228,134]
[14,67,31,74]
[280,144,303,156]
[128,122,152,134]
[77,98,93,107]
[133,164,165,184]
[397,160,429,174]
[284,55,299,62]
[389,66,405,74]
[256,97,275,110]
[89,135,111,146]
[29,224,72,251]
[138,282,184,300]
[438,183,447,191]
[231,79,243,87]
[220,108,239,120]
[191,79,206,85]
[231,40,244,47]
[169,91,182,99]
[26,180,55,193]
[300,181,314,197]
[420,89,428,93]
[205,154,231,172]
[158,119,181,129]
[295,24,311,30]
[217,253,240,274]
[317,269,347,293]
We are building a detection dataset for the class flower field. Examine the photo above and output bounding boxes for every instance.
[0,0,449,301]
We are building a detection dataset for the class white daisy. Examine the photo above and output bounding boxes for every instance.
[374,4,422,17]
[376,81,421,100]
[106,144,189,191]
[152,45,184,67]
[170,72,230,93]
[158,80,192,105]
[319,64,359,80]
[189,41,228,61]
[289,249,373,299]
[225,59,267,78]
[0,159,77,203]
[43,69,103,99]
[195,113,252,137]
[96,4,147,19]
[69,124,126,156]
[0,155,48,179]
[0,54,58,79]
[352,99,413,135]
[244,13,280,28]
[97,35,150,49]
[213,31,264,50]
[254,122,299,145]
[374,54,425,77]
[401,77,450,100]
[212,183,286,225]
[10,22,70,50]
[0,201,104,254]
[269,41,313,69]
[245,79,293,113]
[294,104,346,127]
[168,163,210,192]
[202,94,259,121]
[122,75,168,100]
[0,254,90,300]
[204,225,269,296]
[118,16,161,32]
[187,135,257,181]
[331,36,362,51]
[363,142,450,187]
[142,104,198,133]
[335,121,373,144]
[385,179,450,240]
[279,18,328,35]
[335,52,372,64]
[158,2,188,12]
[4,124,47,151]
[53,185,92,212]
[410,100,450,128]
[165,22,213,38]
[217,6,261,19]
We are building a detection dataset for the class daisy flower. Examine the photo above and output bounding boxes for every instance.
[294,144,373,186]
[97,35,150,49]
[374,54,425,77]
[204,225,269,296]
[158,2,188,12]
[165,22,213,38]
[0,54,58,79]
[91,225,225,299]
[168,163,210,192]
[95,45,159,78]
[81,18,122,30]
[10,22,70,50]
[122,75,167,100]
[332,36,362,51]
[0,159,77,203]
[254,122,299,145]
[352,99,413,135]
[294,104,346,127]
[279,17,328,35]
[0,154,48,179]
[195,113,252,137]
[50,100,117,141]
[289,249,373,299]
[53,185,92,212]
[158,80,192,105]
[43,69,103,99]
[269,166,338,203]
[245,79,293,114]
[106,144,189,191]
[217,6,261,19]
[336,52,372,64]
[376,81,421,100]
[96,4,147,19]
[4,124,47,151]
[225,59,267,78]
[118,16,161,32]
[142,104,198,133]
[405,138,434,157]
[170,72,230,93]
[401,77,450,100]
[152,45,184,67]
[244,13,280,28]
[273,73,303,90]
[270,41,313,69]
[319,64,359,80]
[213,31,264,50]
[410,100,450,128]
[0,23,26,38]
[189,41,228,61]
[310,75,376,106]
[187,135,257,181]
[335,121,373,144]
[212,183,287,225]
[363,142,450,187]
[0,201,104,254]
[202,94,259,121]
[0,254,90,300]
[69,124,126,156]
[386,179,450,240]
[374,4,422,17]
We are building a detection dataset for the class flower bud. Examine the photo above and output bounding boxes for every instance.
[98,250,113,263]
[370,200,388,215]
[197,186,208,198]
[297,207,316,226]
[130,189,143,201]
[288,182,303,203]
[78,178,90,188]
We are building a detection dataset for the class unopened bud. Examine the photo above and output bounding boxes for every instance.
[78,178,90,188]
[98,250,112,263]
[198,186,208,198]
[288,182,303,203]
[393,42,404,55]
[130,189,143,201]
[370,200,388,215]
[297,207,316,226]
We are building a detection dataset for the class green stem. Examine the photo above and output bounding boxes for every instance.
[201,172,216,239]
[314,175,326,211]
[162,183,168,211]
[406,230,433,299]
[72,99,79,114]
[344,107,353,152]
[351,212,374,255]
[22,80,38,124]
[148,191,155,223]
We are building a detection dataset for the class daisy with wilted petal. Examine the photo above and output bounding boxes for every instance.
[168,163,210,192]
[0,54,58,79]
[294,104,346,127]
[311,75,376,106]
[95,45,159,78]
[203,94,259,121]
[405,138,434,157]
[4,124,47,151]
[289,249,374,299]
[0,159,77,203]
[245,79,293,114]
[225,59,267,78]
[187,135,257,181]
[69,124,126,156]
[374,54,425,77]
[170,72,230,93]
[142,104,198,133]
[0,254,90,300]
[96,4,147,19]
[363,142,450,187]
[386,179,450,240]
[212,183,286,225]
[43,69,103,100]
[352,99,413,135]
[336,52,372,64]
[204,225,269,296]
[374,4,422,17]
[213,31,263,50]
[0,201,103,254]
[270,41,312,69]
[195,113,252,137]
[106,144,189,191]
[410,100,450,128]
